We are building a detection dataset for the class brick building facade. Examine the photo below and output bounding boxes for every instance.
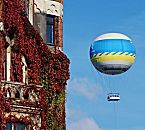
[0,0,69,130]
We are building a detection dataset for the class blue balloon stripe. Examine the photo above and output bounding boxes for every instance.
[92,39,135,54]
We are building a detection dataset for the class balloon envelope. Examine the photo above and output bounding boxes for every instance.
[90,33,136,75]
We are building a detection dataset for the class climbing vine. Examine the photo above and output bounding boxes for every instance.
[0,0,70,130]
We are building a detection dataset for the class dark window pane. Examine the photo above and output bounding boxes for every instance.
[16,123,25,130]
[46,16,54,44]
[46,25,53,44]
[47,17,53,24]
[15,90,20,98]
[6,123,12,130]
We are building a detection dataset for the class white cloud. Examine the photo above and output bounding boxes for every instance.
[68,118,102,130]
[66,107,87,124]
[67,77,102,100]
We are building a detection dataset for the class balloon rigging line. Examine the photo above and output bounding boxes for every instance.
[113,103,118,130]
[106,75,113,93]
[89,63,106,91]
[89,61,113,94]
[97,70,112,93]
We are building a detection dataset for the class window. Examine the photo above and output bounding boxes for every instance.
[26,0,29,18]
[22,0,29,17]
[46,15,54,45]
[3,55,7,80]
[16,123,25,130]
[7,88,11,98]
[6,123,12,130]
[6,123,25,130]
[23,89,29,100]
[5,45,11,81]
[15,90,20,99]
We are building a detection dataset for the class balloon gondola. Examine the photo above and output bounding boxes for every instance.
[107,93,120,101]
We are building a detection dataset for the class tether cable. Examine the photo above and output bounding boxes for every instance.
[113,102,118,130]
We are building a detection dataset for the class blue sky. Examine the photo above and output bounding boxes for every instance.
[63,0,145,130]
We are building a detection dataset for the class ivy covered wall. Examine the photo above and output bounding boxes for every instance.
[0,0,70,129]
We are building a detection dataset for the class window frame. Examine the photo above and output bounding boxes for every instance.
[46,14,55,45]
[22,56,28,84]
[4,45,11,81]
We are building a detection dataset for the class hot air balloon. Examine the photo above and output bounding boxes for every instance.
[90,33,136,75]
[90,33,136,101]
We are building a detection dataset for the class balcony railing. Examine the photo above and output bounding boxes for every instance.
[1,80,43,114]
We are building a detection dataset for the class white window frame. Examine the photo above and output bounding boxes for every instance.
[5,43,11,81]
[22,56,28,84]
